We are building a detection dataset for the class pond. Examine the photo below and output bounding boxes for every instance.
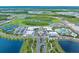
[0,38,23,53]
[59,40,79,53]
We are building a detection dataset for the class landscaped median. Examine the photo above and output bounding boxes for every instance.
[20,38,64,53]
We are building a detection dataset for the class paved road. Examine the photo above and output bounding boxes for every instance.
[0,20,12,25]
[0,16,16,25]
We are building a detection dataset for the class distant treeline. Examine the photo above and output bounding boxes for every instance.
[0,12,28,14]
[52,14,76,18]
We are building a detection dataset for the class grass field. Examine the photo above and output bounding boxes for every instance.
[0,15,10,21]
[3,16,60,26]
[64,17,79,23]
[20,39,64,53]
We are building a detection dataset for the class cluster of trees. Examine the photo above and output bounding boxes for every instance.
[52,14,76,18]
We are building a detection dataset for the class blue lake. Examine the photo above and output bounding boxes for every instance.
[59,40,79,53]
[0,38,79,53]
[0,38,23,53]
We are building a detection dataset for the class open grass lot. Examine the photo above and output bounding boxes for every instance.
[32,14,79,24]
[0,15,10,21]
[3,16,60,26]
[64,17,79,23]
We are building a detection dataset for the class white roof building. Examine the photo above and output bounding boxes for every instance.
[27,26,52,31]
[49,32,59,37]
[43,26,52,31]
[28,26,39,30]
[23,30,34,37]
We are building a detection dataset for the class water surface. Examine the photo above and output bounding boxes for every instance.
[59,40,79,53]
[0,38,23,53]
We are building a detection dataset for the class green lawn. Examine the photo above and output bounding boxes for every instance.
[0,15,10,21]
[4,16,60,26]
[64,17,79,23]
[20,38,64,53]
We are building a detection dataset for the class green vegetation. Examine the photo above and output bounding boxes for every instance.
[0,11,78,53]
[20,38,37,53]
[23,20,49,26]
[0,30,25,40]
[0,15,10,21]
[51,14,79,23]
[52,14,76,18]
[64,17,79,23]
[46,39,64,53]
[20,38,64,53]
[0,12,28,14]
[51,9,79,12]
[4,16,60,26]
[52,18,60,23]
